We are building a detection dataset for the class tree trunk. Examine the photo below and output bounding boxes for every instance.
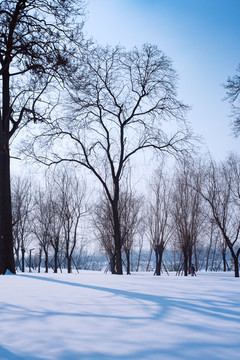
[0,69,15,274]
[67,256,72,273]
[110,254,116,274]
[155,245,164,276]
[233,256,239,278]
[38,248,42,273]
[183,251,188,276]
[21,248,25,272]
[136,241,143,272]
[15,245,20,271]
[154,249,160,276]
[205,243,211,271]
[53,246,58,273]
[44,249,49,273]
[112,199,123,275]
[188,246,193,272]
[211,240,217,271]
[126,250,130,275]
[222,249,227,272]
[193,245,198,271]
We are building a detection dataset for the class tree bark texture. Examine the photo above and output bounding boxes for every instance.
[112,199,123,275]
[0,69,15,274]
[154,245,164,276]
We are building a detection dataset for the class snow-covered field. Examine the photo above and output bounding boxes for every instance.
[0,271,239,360]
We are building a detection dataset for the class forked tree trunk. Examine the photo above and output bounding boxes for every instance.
[154,244,164,276]
[223,234,239,278]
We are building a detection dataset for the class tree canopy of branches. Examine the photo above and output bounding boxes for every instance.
[147,167,173,275]
[120,189,143,275]
[93,194,116,273]
[195,155,240,277]
[12,175,33,272]
[0,0,85,274]
[31,43,192,274]
[31,169,87,273]
[224,63,240,136]
[94,188,142,274]
[56,170,87,273]
[172,161,204,276]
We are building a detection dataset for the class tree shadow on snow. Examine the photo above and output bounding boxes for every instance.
[20,273,240,324]
[8,274,240,360]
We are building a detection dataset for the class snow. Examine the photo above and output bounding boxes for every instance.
[0,271,240,360]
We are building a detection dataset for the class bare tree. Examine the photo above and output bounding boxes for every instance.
[134,230,146,272]
[0,0,85,274]
[34,180,64,274]
[195,155,240,277]
[32,44,192,274]
[93,188,143,274]
[55,170,88,273]
[147,167,173,275]
[203,218,229,272]
[32,189,53,273]
[224,64,240,135]
[172,161,204,276]
[204,221,218,272]
[11,175,33,271]
[93,195,116,273]
[48,199,63,274]
[120,189,143,274]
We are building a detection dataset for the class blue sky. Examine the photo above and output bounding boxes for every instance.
[85,0,240,160]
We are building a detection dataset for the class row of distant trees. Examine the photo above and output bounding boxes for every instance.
[12,153,240,277]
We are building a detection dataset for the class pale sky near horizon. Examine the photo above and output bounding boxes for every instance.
[84,0,240,161]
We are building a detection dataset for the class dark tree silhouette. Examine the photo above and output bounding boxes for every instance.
[195,155,240,277]
[56,170,87,274]
[0,0,85,273]
[172,161,203,276]
[147,167,173,276]
[12,176,33,272]
[93,188,142,275]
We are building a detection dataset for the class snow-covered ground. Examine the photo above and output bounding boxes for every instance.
[0,271,239,360]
